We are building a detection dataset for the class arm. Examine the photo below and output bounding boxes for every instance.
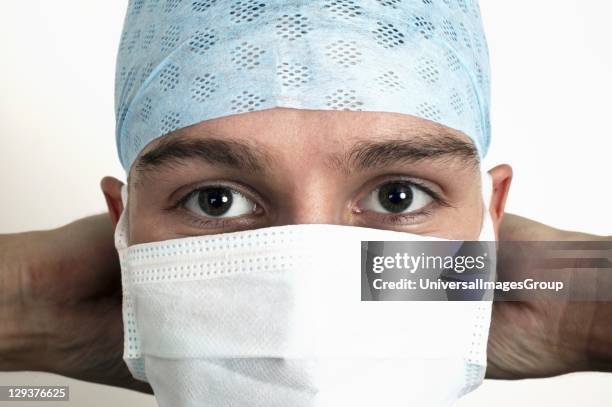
[1,213,610,386]
[487,214,612,378]
[0,215,152,394]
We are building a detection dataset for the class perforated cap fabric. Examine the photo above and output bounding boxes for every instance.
[115,0,491,172]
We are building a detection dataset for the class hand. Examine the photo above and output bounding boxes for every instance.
[2,213,610,388]
[0,215,152,394]
[487,214,612,378]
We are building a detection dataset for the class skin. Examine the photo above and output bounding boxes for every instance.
[1,213,611,396]
[21,107,600,397]
[0,216,152,394]
[488,215,612,378]
[100,108,513,243]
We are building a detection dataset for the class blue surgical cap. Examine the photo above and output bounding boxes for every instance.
[115,0,491,172]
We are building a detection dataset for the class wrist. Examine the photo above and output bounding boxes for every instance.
[586,234,612,372]
[0,230,58,372]
[585,302,612,372]
[553,229,612,373]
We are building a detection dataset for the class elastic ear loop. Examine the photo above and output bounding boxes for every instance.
[479,161,495,239]
[114,183,130,251]
[121,183,128,208]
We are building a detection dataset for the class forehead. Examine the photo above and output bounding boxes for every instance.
[128,107,480,188]
[137,107,474,156]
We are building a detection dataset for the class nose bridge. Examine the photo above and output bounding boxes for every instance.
[268,116,351,225]
[274,172,347,226]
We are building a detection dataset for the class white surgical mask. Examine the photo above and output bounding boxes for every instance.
[115,172,497,407]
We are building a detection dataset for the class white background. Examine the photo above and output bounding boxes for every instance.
[0,0,611,406]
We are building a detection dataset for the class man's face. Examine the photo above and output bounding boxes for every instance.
[124,107,485,244]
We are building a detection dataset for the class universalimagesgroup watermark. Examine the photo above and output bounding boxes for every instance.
[361,241,612,301]
[370,276,564,292]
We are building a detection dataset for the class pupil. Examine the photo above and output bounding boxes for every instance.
[198,187,233,216]
[378,182,413,213]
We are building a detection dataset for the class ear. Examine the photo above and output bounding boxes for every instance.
[100,176,125,227]
[486,164,513,239]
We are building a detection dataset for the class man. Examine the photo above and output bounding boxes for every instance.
[1,0,611,405]
[100,1,511,404]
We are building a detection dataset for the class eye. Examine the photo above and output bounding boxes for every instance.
[183,186,257,218]
[359,181,433,214]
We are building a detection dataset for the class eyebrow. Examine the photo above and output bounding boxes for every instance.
[342,133,479,172]
[135,135,271,173]
[134,129,479,175]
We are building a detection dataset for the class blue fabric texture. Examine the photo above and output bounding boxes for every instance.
[115,0,491,172]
